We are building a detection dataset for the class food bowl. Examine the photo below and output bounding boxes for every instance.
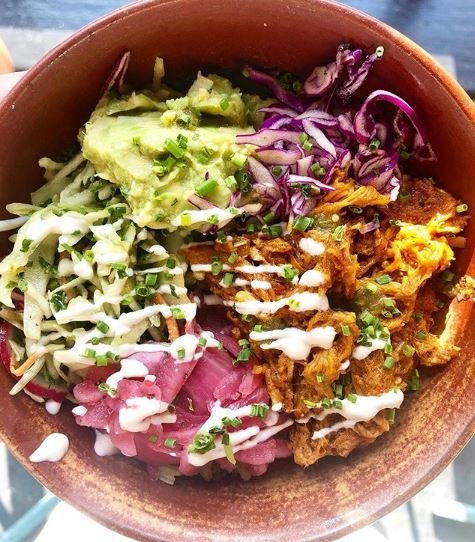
[0,0,474,540]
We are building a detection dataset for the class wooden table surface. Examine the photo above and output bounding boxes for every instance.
[0,0,474,93]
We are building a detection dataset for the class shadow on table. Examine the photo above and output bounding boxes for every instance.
[0,448,45,541]
[433,436,475,542]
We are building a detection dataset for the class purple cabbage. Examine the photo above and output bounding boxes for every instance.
[99,50,130,101]
[243,65,308,112]
[235,44,435,220]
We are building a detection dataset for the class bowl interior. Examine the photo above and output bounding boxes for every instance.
[0,1,475,541]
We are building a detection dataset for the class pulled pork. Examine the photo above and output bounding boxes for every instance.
[182,176,467,468]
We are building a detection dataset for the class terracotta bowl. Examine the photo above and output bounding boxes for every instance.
[0,1,474,540]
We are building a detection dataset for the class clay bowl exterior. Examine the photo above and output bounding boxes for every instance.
[0,1,474,541]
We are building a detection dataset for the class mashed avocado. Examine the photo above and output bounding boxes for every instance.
[82,69,263,229]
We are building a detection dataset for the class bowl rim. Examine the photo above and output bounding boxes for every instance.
[0,1,474,541]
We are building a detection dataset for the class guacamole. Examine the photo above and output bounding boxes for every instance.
[82,70,263,229]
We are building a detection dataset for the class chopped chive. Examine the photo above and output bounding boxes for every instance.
[171,307,186,320]
[97,320,110,334]
[456,203,468,213]
[85,348,96,359]
[222,431,236,465]
[272,166,283,177]
[321,398,332,409]
[341,324,350,337]
[288,298,300,309]
[293,216,314,232]
[230,417,242,428]
[413,311,423,322]
[164,137,185,159]
[383,297,395,308]
[163,271,173,282]
[176,113,191,127]
[397,191,411,202]
[235,347,252,364]
[366,282,378,293]
[20,238,33,252]
[224,175,237,191]
[188,432,216,454]
[196,179,218,197]
[238,339,250,346]
[333,399,343,410]
[120,296,133,307]
[111,263,127,278]
[347,393,357,404]
[145,273,158,286]
[368,138,381,151]
[402,343,415,357]
[304,399,318,408]
[196,147,212,164]
[416,330,428,340]
[283,266,297,281]
[223,272,235,286]
[176,347,186,360]
[106,351,119,361]
[310,162,325,176]
[148,435,158,443]
[207,214,219,225]
[164,258,175,270]
[241,314,252,322]
[269,224,282,237]
[250,404,269,418]
[211,259,223,275]
[408,369,420,391]
[302,139,313,152]
[228,252,238,264]
[95,355,108,366]
[253,324,263,332]
[136,285,152,297]
[263,211,275,224]
[198,336,208,347]
[335,384,343,398]
[376,274,392,285]
[216,231,226,243]
[164,437,177,449]
[219,96,230,111]
[332,224,346,241]
[383,356,395,369]
[316,373,326,384]
[231,152,248,168]
[387,408,396,424]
